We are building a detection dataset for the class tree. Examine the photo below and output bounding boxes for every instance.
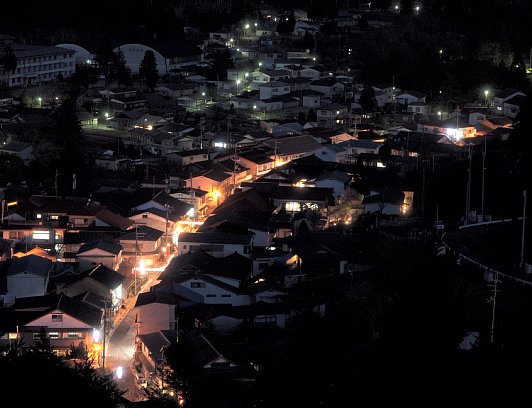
[70,64,99,91]
[276,10,296,35]
[359,83,380,113]
[94,39,115,86]
[307,108,317,122]
[139,50,158,91]
[110,49,132,88]
[0,45,17,88]
[208,48,233,81]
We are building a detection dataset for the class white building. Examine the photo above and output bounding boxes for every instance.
[0,36,75,87]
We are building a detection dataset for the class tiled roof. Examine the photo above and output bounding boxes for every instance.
[13,293,103,327]
[179,231,253,245]
[78,239,122,255]
[7,254,52,277]
[134,291,181,308]
[86,264,125,289]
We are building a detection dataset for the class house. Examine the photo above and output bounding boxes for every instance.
[299,89,324,108]
[252,69,291,83]
[99,88,147,114]
[134,291,180,335]
[0,142,34,165]
[76,239,123,271]
[276,231,353,277]
[242,182,334,221]
[94,155,131,171]
[310,143,345,162]
[155,82,195,99]
[259,81,291,100]
[372,83,398,107]
[336,139,383,164]
[11,293,104,359]
[325,132,352,144]
[407,101,429,116]
[417,119,476,141]
[107,110,145,130]
[119,225,164,267]
[314,170,352,199]
[128,207,186,241]
[362,188,405,215]
[316,103,349,128]
[131,191,193,219]
[198,190,275,248]
[170,188,209,221]
[135,330,177,390]
[394,90,426,108]
[55,263,125,311]
[493,88,526,115]
[165,148,210,165]
[177,230,254,258]
[3,254,53,305]
[181,329,238,374]
[310,78,345,98]
[502,94,526,118]
[262,134,323,166]
[300,65,334,81]
[185,169,233,212]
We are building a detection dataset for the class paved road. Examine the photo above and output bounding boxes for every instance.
[104,275,160,402]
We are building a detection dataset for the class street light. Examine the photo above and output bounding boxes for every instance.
[236,79,241,94]
[438,111,442,120]
[202,92,206,105]
[37,97,42,108]
[484,89,489,107]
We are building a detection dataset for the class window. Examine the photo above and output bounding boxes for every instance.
[142,214,148,218]
[206,294,217,297]
[255,316,277,325]
[52,314,63,322]
[48,332,60,339]
[221,294,231,298]
[50,215,59,220]
[33,231,50,240]
[191,282,205,288]
[285,202,301,212]
[67,332,82,339]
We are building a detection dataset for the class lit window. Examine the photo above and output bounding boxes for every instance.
[51,314,63,322]
[33,231,50,240]
[48,332,60,339]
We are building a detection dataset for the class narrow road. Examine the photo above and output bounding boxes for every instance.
[104,274,160,402]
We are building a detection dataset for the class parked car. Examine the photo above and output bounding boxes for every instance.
[135,371,147,388]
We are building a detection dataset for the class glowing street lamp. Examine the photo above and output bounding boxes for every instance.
[236,79,241,94]
[484,89,489,106]
[202,92,206,105]
[37,97,42,108]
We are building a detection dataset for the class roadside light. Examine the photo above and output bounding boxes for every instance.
[116,366,123,379]
[93,329,101,342]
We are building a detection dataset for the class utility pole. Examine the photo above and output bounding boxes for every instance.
[102,294,108,368]
[55,169,59,197]
[489,271,500,344]
[199,116,204,149]
[134,225,138,296]
[232,140,238,194]
[520,190,527,271]
[165,204,169,247]
[465,143,472,225]
[481,134,487,221]
[273,138,279,168]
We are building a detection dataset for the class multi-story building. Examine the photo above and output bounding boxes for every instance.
[0,35,75,88]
